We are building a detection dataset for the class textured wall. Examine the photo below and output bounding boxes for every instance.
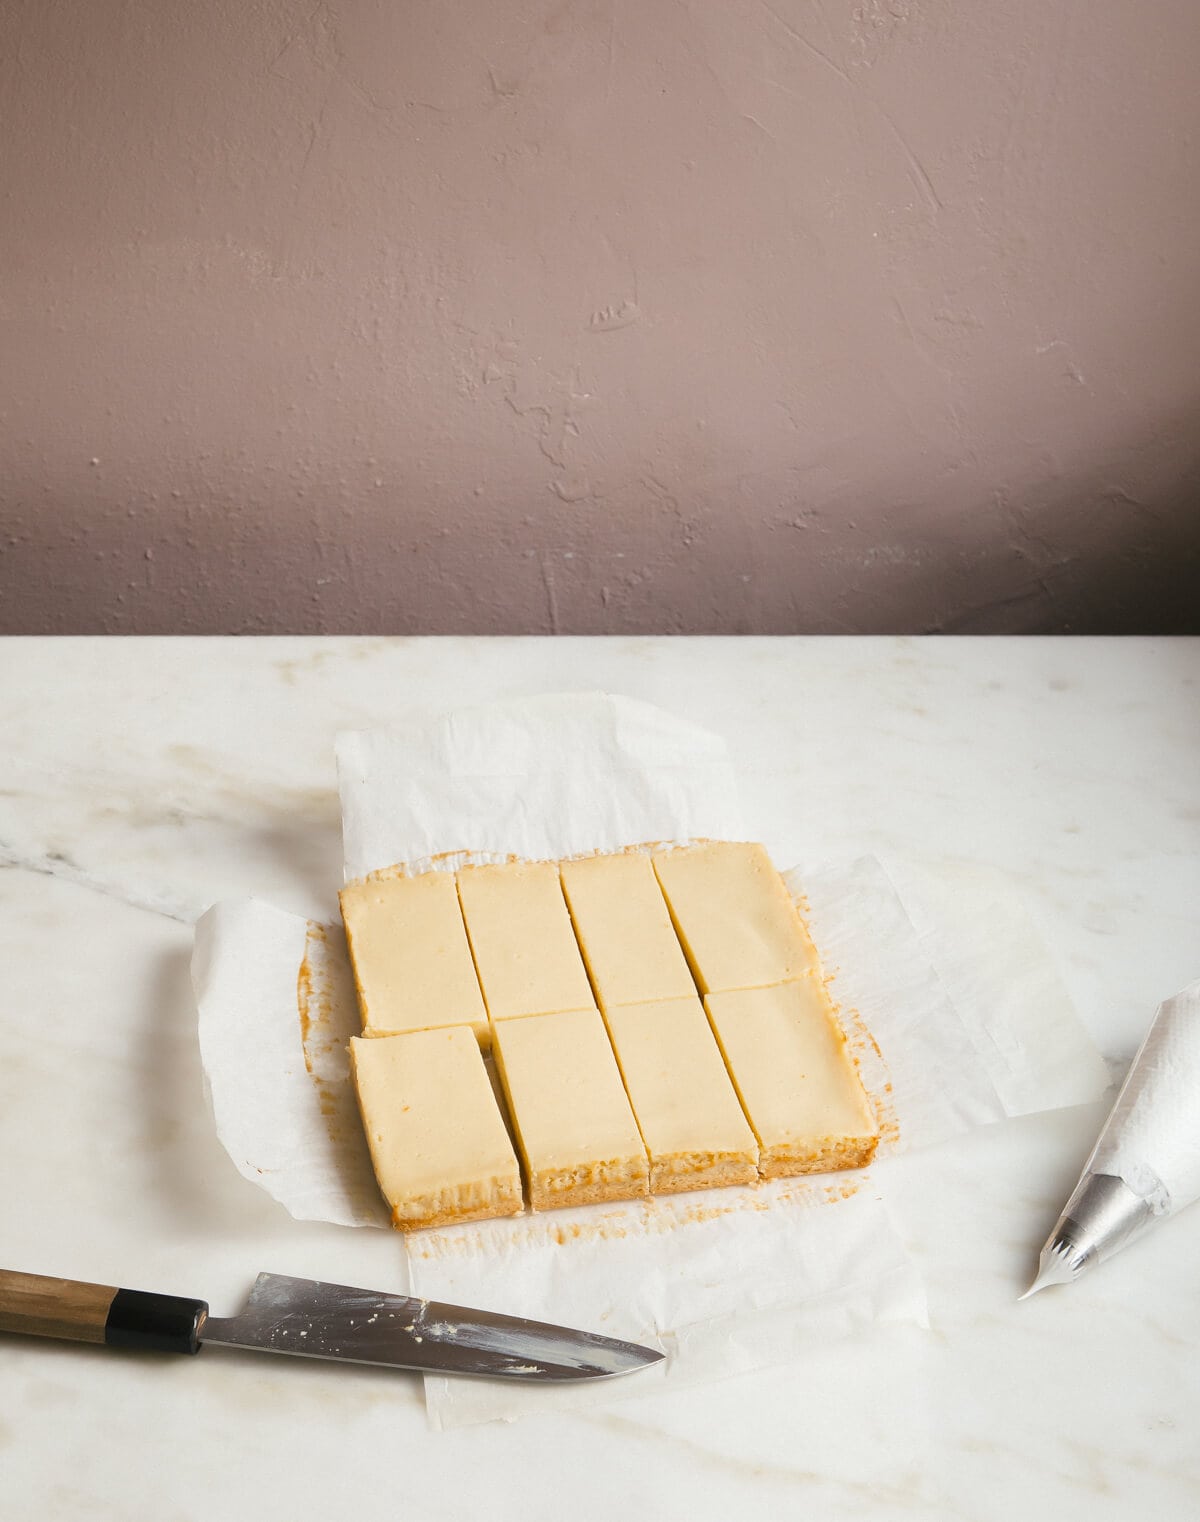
[2,0,1198,634]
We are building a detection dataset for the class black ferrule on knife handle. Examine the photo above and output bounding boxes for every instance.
[104,1288,208,1354]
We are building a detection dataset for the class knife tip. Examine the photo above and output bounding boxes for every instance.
[610,1344,666,1377]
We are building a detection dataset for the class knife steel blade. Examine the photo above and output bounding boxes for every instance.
[0,1268,664,1383]
[202,1273,662,1381]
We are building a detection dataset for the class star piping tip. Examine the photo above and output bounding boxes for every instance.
[1018,1245,1077,1300]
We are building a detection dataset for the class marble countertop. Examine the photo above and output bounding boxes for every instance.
[2,636,1198,1520]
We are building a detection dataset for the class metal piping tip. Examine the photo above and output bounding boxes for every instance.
[1019,1241,1082,1300]
[1019,1174,1156,1301]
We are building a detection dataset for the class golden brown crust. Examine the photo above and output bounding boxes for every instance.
[650,1156,759,1194]
[529,1166,648,1212]
[759,1133,879,1179]
[392,1183,524,1233]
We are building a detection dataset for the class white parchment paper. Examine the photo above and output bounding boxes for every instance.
[192,693,1110,1427]
[337,691,741,878]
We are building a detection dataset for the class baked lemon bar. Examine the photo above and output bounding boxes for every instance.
[349,1027,523,1230]
[559,851,696,1009]
[340,871,488,1043]
[604,996,759,1193]
[457,861,595,1022]
[491,1008,649,1210]
[652,841,820,994]
[704,978,878,1176]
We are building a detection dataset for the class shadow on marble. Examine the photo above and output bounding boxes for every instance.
[184,1337,427,1405]
[140,943,293,1235]
[235,816,344,917]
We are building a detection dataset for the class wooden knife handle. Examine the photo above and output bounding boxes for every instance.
[0,1270,207,1354]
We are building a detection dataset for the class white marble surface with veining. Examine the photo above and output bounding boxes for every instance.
[1,636,1198,1520]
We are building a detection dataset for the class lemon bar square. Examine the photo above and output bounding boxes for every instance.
[491,1008,648,1210]
[349,1027,523,1230]
[340,871,488,1043]
[704,978,878,1177]
[652,841,820,994]
[604,996,759,1193]
[559,852,697,1010]
[456,861,595,1021]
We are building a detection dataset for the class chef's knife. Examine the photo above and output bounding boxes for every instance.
[0,1269,664,1382]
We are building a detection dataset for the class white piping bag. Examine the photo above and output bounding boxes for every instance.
[1023,978,1200,1297]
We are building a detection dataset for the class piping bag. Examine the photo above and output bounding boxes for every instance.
[1023,978,1200,1297]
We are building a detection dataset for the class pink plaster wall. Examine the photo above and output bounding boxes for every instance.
[2,1,1198,633]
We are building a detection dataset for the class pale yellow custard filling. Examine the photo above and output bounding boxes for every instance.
[457,861,595,1022]
[340,871,488,1043]
[652,841,821,994]
[560,852,697,1009]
